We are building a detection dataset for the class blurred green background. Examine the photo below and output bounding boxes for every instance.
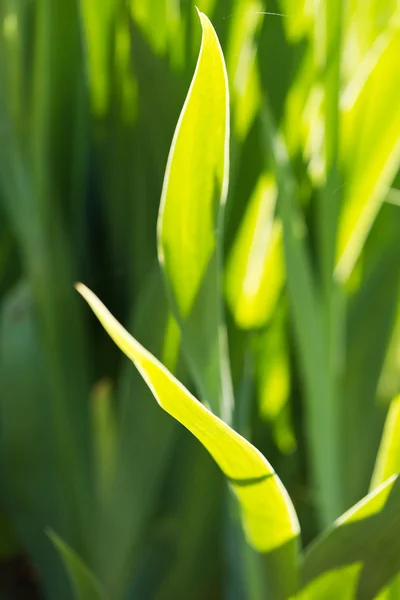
[0,0,400,598]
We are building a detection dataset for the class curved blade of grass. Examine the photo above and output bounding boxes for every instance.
[76,283,300,597]
[301,475,400,599]
[157,10,233,421]
[48,530,107,600]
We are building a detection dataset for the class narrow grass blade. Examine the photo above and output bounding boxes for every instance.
[49,531,107,600]
[157,10,232,420]
[300,475,400,599]
[76,283,301,598]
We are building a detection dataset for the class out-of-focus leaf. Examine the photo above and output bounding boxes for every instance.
[225,173,284,329]
[76,283,301,599]
[341,202,400,507]
[283,45,315,160]
[226,0,262,139]
[0,513,19,559]
[260,103,342,525]
[300,475,400,599]
[154,442,223,600]
[158,11,233,421]
[130,0,186,70]
[0,280,73,600]
[90,379,116,502]
[336,25,400,282]
[280,0,314,42]
[370,395,400,599]
[253,306,295,455]
[371,394,400,490]
[79,0,116,115]
[1,3,93,533]
[113,14,138,125]
[378,299,400,402]
[49,531,107,600]
[130,0,169,56]
[342,0,399,82]
[90,267,178,599]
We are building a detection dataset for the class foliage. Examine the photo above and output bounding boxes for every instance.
[0,1,400,599]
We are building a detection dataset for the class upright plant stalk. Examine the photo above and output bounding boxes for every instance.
[260,100,342,528]
[315,0,345,520]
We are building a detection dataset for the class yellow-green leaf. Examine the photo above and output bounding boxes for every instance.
[76,283,300,595]
[301,475,400,599]
[371,396,400,490]
[225,172,285,329]
[336,25,400,282]
[226,0,263,139]
[79,0,115,116]
[370,395,400,599]
[157,11,232,420]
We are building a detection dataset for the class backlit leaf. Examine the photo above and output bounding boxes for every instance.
[301,476,400,599]
[157,10,232,420]
[76,283,301,598]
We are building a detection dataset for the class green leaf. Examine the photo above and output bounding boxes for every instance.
[49,530,107,600]
[225,0,263,139]
[260,102,342,525]
[336,25,400,282]
[225,172,284,329]
[340,202,400,507]
[300,475,400,599]
[370,394,400,599]
[0,280,76,600]
[253,306,296,455]
[91,267,178,598]
[157,10,232,420]
[79,0,116,115]
[371,396,400,489]
[76,283,301,598]
[90,379,116,502]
